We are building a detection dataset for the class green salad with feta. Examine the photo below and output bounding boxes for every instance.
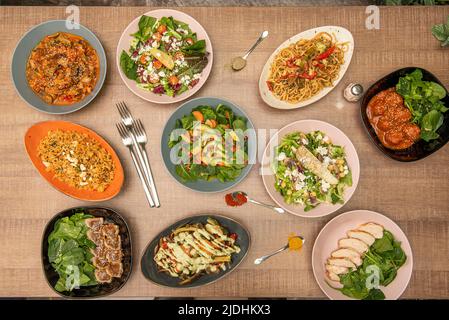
[273,131,352,211]
[120,15,209,97]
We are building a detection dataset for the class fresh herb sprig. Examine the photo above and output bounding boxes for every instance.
[432,15,449,47]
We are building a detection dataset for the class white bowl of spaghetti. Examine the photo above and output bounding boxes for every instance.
[259,26,354,110]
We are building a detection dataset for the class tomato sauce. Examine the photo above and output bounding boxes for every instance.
[26,32,100,106]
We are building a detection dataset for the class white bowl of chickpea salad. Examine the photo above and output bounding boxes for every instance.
[116,9,213,104]
[261,120,360,218]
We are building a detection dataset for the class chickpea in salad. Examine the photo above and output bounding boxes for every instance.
[273,131,352,211]
[120,15,209,97]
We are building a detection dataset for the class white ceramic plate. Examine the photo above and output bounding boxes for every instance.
[312,210,413,300]
[260,120,360,218]
[116,9,213,104]
[258,26,354,110]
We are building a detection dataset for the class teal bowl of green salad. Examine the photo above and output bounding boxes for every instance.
[161,97,256,193]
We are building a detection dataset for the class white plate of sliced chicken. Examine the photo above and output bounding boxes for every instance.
[312,210,413,300]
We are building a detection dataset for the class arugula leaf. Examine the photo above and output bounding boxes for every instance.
[120,51,137,80]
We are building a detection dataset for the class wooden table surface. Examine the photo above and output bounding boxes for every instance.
[0,6,448,298]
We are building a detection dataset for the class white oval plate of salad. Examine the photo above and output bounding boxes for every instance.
[116,9,213,104]
[260,119,360,218]
[312,210,413,300]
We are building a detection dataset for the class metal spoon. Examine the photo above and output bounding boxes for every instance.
[231,191,285,214]
[254,236,305,265]
[232,30,269,71]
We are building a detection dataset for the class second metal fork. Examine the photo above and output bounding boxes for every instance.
[117,101,160,207]
[116,122,155,208]
[133,119,160,207]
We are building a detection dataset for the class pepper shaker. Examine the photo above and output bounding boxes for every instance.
[344,83,364,102]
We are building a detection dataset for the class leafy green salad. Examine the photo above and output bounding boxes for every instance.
[273,131,352,211]
[120,15,208,97]
[47,212,97,292]
[168,104,249,183]
[334,230,407,300]
[396,69,447,142]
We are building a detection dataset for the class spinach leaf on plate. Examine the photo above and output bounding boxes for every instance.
[182,39,207,55]
[48,212,98,292]
[396,68,447,142]
[133,15,157,41]
[421,110,444,141]
[120,50,138,80]
[363,288,386,300]
[332,230,407,300]
[160,16,182,40]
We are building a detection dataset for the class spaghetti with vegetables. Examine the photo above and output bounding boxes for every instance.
[266,32,348,104]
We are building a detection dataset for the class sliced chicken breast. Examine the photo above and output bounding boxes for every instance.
[357,222,384,239]
[338,238,369,254]
[327,257,356,270]
[347,230,376,246]
[325,264,348,275]
[331,248,363,266]
[326,270,340,282]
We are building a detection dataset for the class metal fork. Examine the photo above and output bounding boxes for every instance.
[116,101,160,207]
[116,122,155,208]
[133,119,160,207]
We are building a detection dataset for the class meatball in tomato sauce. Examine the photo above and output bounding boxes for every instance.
[366,88,420,150]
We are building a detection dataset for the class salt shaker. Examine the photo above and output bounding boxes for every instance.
[344,83,364,102]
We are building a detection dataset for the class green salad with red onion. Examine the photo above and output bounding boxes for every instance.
[120,15,209,97]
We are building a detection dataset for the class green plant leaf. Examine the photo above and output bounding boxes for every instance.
[120,51,137,80]
[363,288,386,300]
[182,40,207,55]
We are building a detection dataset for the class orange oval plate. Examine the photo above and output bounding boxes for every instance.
[24,121,124,201]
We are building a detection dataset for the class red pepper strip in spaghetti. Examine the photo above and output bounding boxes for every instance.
[315,46,335,60]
